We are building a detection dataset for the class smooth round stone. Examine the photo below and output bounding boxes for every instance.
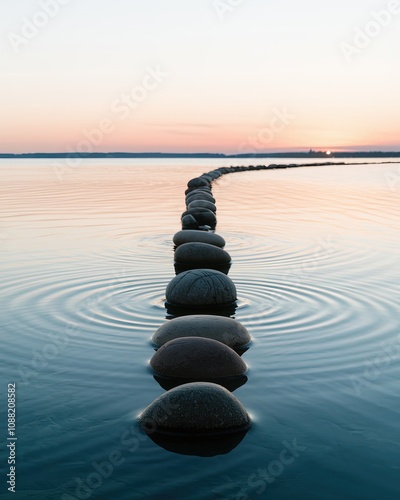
[181,214,199,229]
[200,175,213,183]
[152,314,250,348]
[181,216,215,231]
[181,207,215,217]
[165,269,237,307]
[187,177,210,189]
[150,337,246,379]
[181,208,216,228]
[185,186,212,196]
[206,171,221,179]
[181,215,216,231]
[175,242,231,267]
[186,192,216,205]
[173,230,225,248]
[187,200,216,212]
[138,382,251,436]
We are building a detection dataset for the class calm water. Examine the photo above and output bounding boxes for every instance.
[1,159,399,500]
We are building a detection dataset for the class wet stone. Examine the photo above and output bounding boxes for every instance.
[175,242,231,267]
[186,192,216,205]
[152,314,251,349]
[187,200,217,212]
[138,382,251,436]
[181,208,216,229]
[150,337,247,379]
[187,177,210,189]
[173,230,225,248]
[165,269,237,307]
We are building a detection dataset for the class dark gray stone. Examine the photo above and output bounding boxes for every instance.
[152,314,251,348]
[186,192,216,205]
[150,337,247,379]
[181,207,215,217]
[181,208,216,229]
[138,382,251,435]
[206,171,221,179]
[173,230,225,248]
[187,200,216,212]
[185,186,212,196]
[187,177,210,189]
[165,269,237,307]
[200,175,213,183]
[175,242,231,267]
[181,214,199,229]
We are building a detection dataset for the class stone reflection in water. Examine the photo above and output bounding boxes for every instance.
[165,301,238,320]
[138,382,251,443]
[146,429,249,457]
[153,373,248,392]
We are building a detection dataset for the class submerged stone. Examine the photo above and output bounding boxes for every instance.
[138,382,251,436]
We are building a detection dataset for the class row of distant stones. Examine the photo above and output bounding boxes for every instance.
[139,163,335,437]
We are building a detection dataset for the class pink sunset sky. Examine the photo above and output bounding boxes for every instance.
[1,0,399,154]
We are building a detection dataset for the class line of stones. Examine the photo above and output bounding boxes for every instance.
[139,162,331,439]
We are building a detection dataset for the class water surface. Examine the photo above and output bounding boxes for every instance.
[1,159,399,499]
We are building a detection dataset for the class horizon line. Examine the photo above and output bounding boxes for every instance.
[1,150,400,159]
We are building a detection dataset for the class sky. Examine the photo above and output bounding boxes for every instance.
[1,0,399,153]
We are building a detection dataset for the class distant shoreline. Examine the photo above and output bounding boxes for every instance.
[1,152,400,159]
